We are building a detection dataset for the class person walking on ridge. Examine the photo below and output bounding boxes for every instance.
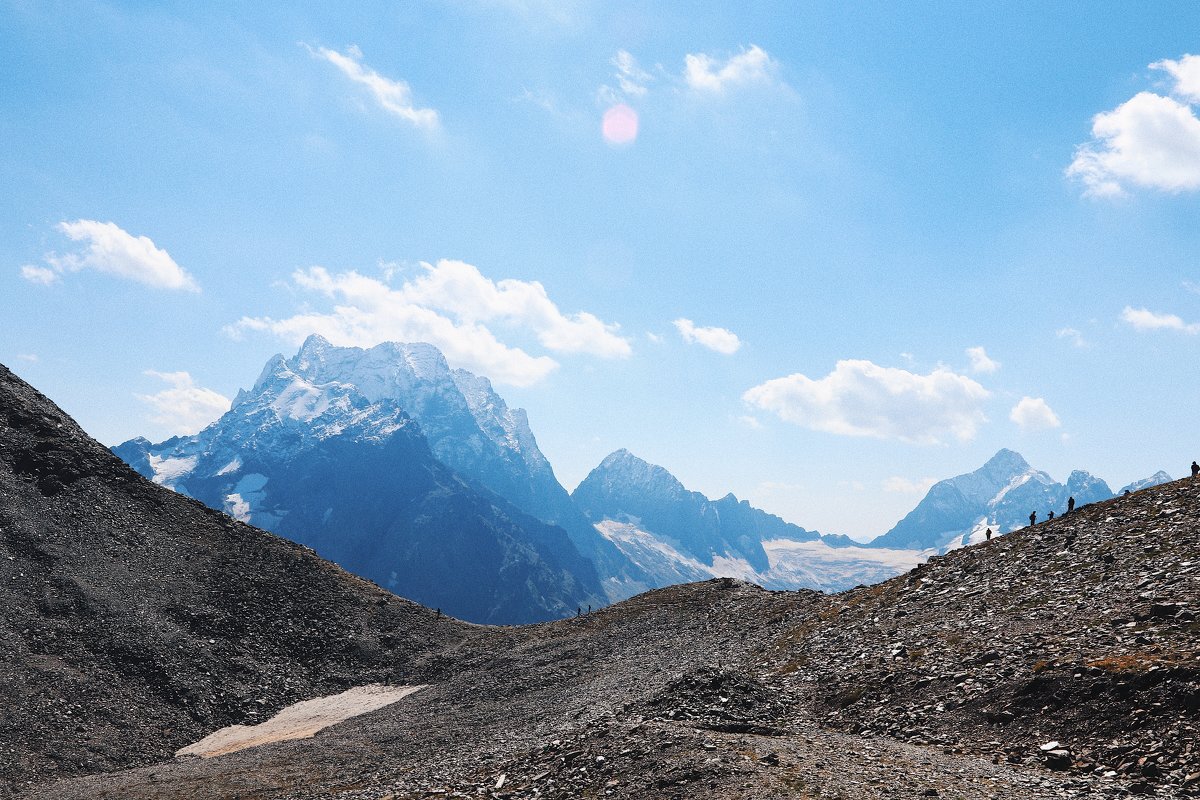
[1048,510,1055,521]
[985,527,993,541]
[1067,496,1075,513]
[1192,460,1199,479]
[1029,511,1037,527]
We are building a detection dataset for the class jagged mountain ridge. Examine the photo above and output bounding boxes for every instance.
[870,448,1118,551]
[572,449,922,592]
[271,335,637,593]
[114,341,605,624]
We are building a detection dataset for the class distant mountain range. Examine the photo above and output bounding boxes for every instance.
[113,337,1173,620]
[871,448,1171,552]
[573,449,922,592]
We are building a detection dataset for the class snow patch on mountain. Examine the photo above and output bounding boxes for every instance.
[594,519,922,593]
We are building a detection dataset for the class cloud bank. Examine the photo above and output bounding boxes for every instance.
[743,360,990,444]
[1009,396,1061,431]
[231,260,631,386]
[138,371,231,435]
[20,220,198,291]
[1121,306,1200,334]
[1068,55,1200,196]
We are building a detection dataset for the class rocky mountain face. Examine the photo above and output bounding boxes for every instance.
[113,337,605,624]
[871,449,1118,551]
[273,335,636,592]
[0,363,468,794]
[26,447,1200,800]
[572,449,921,592]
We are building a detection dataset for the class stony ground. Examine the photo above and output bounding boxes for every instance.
[5,362,1200,799]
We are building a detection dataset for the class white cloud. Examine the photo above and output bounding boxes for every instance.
[16,353,39,363]
[673,318,742,354]
[684,45,776,94]
[230,260,631,387]
[882,476,938,495]
[1152,54,1200,103]
[1056,327,1089,348]
[613,50,651,98]
[137,371,231,435]
[743,360,990,444]
[1120,305,1200,334]
[308,44,439,131]
[965,346,1000,374]
[1183,280,1200,296]
[21,220,198,291]
[1068,55,1200,196]
[20,265,58,285]
[1009,396,1061,431]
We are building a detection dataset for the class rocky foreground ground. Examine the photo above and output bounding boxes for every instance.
[3,363,1199,799]
[26,478,1200,800]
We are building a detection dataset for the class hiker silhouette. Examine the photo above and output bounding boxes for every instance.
[985,527,993,541]
[1048,510,1055,521]
[1029,511,1036,526]
[1192,461,1199,478]
[1067,496,1075,513]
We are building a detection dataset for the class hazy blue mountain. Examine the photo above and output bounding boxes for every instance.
[263,335,646,601]
[870,449,1114,552]
[1119,471,1173,494]
[114,338,605,624]
[571,449,920,592]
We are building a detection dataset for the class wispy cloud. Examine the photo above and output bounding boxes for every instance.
[138,371,231,435]
[229,260,631,387]
[1056,327,1089,348]
[611,50,652,98]
[1010,396,1061,431]
[684,45,777,94]
[1120,305,1200,334]
[965,346,1000,374]
[673,318,742,354]
[307,44,439,131]
[20,220,198,291]
[743,360,990,444]
[1068,54,1200,196]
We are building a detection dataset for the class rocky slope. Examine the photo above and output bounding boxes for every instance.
[32,474,1200,800]
[872,449,1118,551]
[0,363,470,796]
[114,339,606,623]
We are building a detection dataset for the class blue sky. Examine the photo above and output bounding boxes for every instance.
[3,1,1199,539]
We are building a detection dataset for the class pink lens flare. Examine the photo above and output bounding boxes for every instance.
[602,104,639,145]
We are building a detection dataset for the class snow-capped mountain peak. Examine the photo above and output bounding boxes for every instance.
[872,449,1115,552]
